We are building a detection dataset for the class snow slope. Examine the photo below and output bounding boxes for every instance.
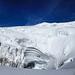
[0,21,75,70]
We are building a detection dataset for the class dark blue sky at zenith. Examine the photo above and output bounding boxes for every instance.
[0,0,75,26]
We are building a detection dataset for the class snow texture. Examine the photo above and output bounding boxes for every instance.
[0,21,75,70]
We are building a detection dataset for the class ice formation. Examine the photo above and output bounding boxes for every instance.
[0,21,75,70]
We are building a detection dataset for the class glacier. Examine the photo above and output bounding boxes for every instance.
[0,21,75,70]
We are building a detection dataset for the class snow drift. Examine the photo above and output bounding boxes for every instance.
[0,21,75,70]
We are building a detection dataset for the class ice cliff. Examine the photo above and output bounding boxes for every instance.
[0,21,75,70]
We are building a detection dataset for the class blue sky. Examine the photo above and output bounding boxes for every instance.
[0,0,75,26]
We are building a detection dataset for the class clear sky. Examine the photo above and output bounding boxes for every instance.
[0,0,75,26]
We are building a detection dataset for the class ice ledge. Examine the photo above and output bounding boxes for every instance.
[0,21,75,70]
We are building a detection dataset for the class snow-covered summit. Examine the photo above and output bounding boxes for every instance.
[0,21,75,70]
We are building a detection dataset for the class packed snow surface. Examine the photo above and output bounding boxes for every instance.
[0,21,75,70]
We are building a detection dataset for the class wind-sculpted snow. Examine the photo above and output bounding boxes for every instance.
[0,21,75,70]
